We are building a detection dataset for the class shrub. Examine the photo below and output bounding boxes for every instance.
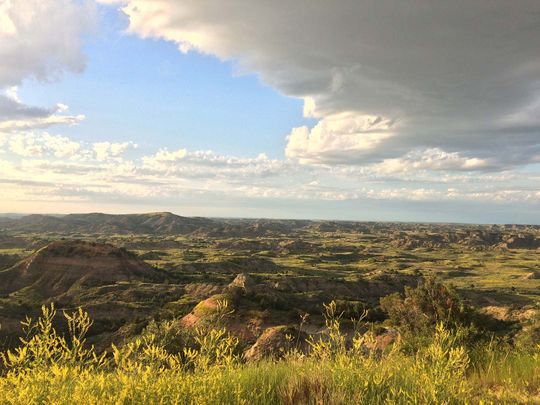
[380,275,470,334]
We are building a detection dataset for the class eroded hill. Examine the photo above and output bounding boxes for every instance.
[0,241,181,349]
[0,240,165,297]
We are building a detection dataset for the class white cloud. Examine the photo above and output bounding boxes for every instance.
[5,133,81,158]
[4,86,19,102]
[93,141,137,161]
[372,148,490,174]
[1,131,539,217]
[0,111,85,132]
[8,134,46,157]
[285,112,395,164]
[144,148,187,163]
[42,134,81,158]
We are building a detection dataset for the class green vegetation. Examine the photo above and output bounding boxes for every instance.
[0,215,539,403]
[0,302,538,404]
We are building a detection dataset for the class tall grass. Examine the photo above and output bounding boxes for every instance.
[0,304,538,404]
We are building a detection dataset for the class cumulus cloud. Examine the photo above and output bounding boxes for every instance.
[0,133,140,162]
[285,112,395,164]
[143,148,187,164]
[142,148,291,181]
[0,87,52,120]
[5,133,81,158]
[107,0,540,168]
[8,134,46,157]
[93,141,138,161]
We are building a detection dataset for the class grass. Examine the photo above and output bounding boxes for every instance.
[3,354,538,404]
[1,304,539,404]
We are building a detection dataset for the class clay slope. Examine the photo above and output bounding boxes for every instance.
[0,240,165,298]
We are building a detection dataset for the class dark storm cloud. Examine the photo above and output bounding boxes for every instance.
[112,0,540,168]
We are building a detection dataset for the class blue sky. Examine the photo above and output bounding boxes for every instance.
[17,5,312,158]
[0,0,539,223]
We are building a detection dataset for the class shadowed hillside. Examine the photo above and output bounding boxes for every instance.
[0,240,166,298]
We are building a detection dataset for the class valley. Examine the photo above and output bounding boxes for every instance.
[1,212,539,352]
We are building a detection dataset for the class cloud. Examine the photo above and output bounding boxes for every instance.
[143,148,187,164]
[0,88,85,131]
[5,133,81,158]
[93,141,138,161]
[1,131,539,214]
[0,112,85,131]
[108,0,540,168]
[0,87,53,120]
[1,134,138,162]
[285,112,395,164]
[0,0,96,87]
[7,134,46,157]
[0,0,94,133]
[141,148,293,182]
[371,148,490,174]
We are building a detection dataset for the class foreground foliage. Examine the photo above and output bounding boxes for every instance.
[0,304,539,404]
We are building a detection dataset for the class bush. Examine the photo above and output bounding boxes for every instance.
[515,308,540,349]
[379,275,477,348]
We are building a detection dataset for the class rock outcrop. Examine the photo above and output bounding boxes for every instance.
[244,325,309,361]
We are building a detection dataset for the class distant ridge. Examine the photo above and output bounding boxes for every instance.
[0,212,216,235]
[0,212,315,236]
[1,213,539,245]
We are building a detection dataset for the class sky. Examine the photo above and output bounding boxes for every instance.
[0,0,539,224]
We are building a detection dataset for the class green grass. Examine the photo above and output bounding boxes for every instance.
[1,305,539,404]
